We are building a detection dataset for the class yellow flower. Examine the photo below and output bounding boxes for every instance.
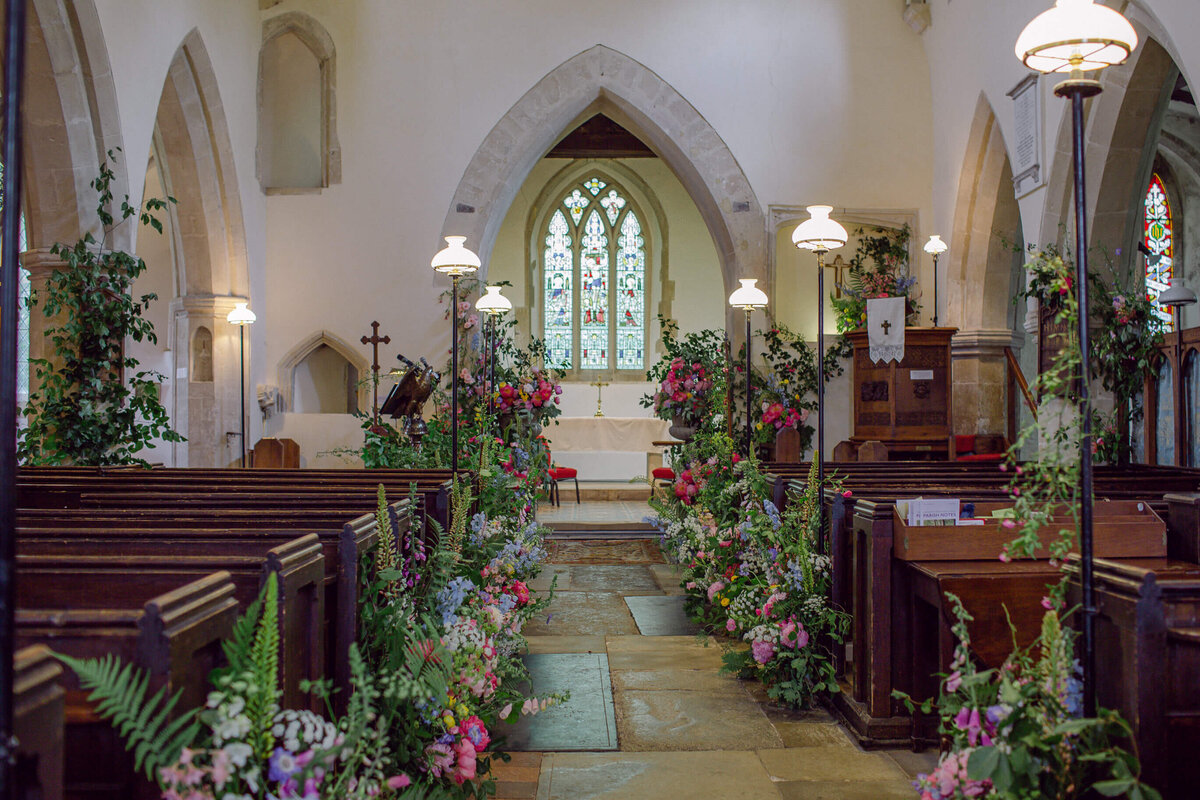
[721,597,730,607]
[457,703,471,718]
[444,714,456,728]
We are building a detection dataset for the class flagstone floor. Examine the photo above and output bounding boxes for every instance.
[491,538,933,800]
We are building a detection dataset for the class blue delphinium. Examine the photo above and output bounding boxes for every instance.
[434,576,476,627]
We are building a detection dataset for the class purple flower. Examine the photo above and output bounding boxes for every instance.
[269,748,301,783]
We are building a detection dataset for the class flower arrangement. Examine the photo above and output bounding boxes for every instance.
[641,316,726,424]
[651,447,848,708]
[60,475,562,800]
[649,357,713,423]
[898,598,1158,800]
[831,225,919,334]
[494,369,563,422]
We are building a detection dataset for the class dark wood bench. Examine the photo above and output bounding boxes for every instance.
[14,645,66,800]
[18,571,239,800]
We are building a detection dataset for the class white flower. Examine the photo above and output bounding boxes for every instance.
[224,743,253,768]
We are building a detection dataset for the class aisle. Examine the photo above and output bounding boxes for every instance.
[491,538,928,800]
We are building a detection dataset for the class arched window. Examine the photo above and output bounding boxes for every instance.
[1145,173,1175,330]
[542,176,646,373]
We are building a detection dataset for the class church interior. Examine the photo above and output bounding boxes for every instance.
[4,1,1200,798]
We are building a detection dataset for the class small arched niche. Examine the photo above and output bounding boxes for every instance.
[191,326,214,382]
[278,331,369,414]
[293,345,358,414]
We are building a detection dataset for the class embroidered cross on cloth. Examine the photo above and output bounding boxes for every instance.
[867,296,906,364]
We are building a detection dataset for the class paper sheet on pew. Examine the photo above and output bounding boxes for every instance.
[897,497,960,526]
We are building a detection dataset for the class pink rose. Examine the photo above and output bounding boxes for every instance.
[707,581,725,602]
[453,737,477,784]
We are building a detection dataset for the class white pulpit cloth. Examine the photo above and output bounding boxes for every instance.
[866,297,906,364]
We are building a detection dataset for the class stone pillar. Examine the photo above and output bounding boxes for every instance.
[169,294,248,467]
[951,328,1022,435]
[19,248,68,388]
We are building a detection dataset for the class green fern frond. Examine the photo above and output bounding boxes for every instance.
[221,581,265,676]
[246,571,281,759]
[55,652,200,779]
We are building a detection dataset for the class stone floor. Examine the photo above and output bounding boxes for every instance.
[490,537,933,800]
[536,499,656,526]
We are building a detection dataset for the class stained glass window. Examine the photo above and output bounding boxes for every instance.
[544,210,573,369]
[540,176,646,374]
[1145,174,1174,331]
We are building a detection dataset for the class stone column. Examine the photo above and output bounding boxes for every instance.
[951,328,1023,435]
[169,294,248,467]
[19,248,68,387]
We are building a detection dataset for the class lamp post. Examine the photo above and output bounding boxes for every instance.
[1160,278,1197,465]
[226,302,256,468]
[924,235,948,327]
[793,205,848,544]
[432,236,481,474]
[475,286,512,424]
[1016,0,1138,717]
[729,279,769,459]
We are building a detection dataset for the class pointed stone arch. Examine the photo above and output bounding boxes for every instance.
[149,29,252,466]
[1040,36,1177,265]
[946,95,1025,436]
[277,331,370,413]
[440,44,764,330]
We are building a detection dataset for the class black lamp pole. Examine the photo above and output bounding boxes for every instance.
[451,274,460,474]
[238,324,247,467]
[745,308,753,458]
[816,248,828,545]
[932,252,940,327]
[1061,76,1100,717]
[0,0,27,794]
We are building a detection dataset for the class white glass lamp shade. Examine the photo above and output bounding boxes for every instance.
[475,285,512,316]
[729,278,769,310]
[1015,0,1137,74]
[226,302,256,325]
[923,234,948,256]
[792,205,848,253]
[431,235,481,275]
[1160,278,1197,309]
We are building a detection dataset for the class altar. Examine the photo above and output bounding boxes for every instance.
[543,416,670,481]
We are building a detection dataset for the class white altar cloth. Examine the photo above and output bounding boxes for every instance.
[543,417,670,481]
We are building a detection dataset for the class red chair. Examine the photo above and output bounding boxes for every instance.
[650,467,675,499]
[953,434,1008,462]
[546,453,580,506]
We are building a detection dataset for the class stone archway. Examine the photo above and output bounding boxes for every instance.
[946,95,1025,437]
[439,44,765,335]
[1040,36,1177,262]
[150,30,252,466]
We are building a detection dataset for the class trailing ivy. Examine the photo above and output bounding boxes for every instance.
[20,150,182,465]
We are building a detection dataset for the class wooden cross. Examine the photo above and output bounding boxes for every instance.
[880,319,892,335]
[591,379,610,418]
[361,321,391,421]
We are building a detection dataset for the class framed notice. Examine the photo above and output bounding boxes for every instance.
[1008,74,1043,197]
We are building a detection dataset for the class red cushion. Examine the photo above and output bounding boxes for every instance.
[957,453,1005,462]
[652,467,676,480]
[955,434,976,454]
[548,467,577,480]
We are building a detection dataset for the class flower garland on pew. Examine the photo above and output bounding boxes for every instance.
[51,479,561,800]
[647,419,849,709]
[893,247,1158,800]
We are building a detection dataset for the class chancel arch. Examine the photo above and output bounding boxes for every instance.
[439,44,764,337]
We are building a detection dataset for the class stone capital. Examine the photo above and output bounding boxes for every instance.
[951,328,1022,360]
[170,293,251,320]
[19,248,68,281]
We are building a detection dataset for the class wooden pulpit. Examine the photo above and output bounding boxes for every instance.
[845,327,956,460]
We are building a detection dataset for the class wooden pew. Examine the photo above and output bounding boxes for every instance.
[17,571,239,800]
[18,534,325,712]
[14,645,65,800]
[1067,557,1200,800]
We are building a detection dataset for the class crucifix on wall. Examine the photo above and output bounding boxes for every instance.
[361,321,391,422]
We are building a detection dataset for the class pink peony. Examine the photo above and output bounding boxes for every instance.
[453,737,477,784]
[751,640,776,664]
[707,581,725,602]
